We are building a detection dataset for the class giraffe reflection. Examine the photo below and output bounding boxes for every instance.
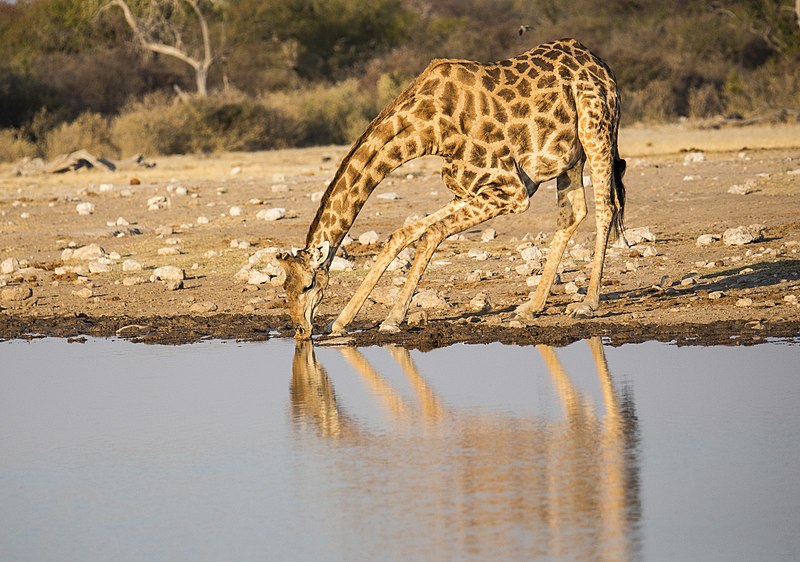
[290,339,641,560]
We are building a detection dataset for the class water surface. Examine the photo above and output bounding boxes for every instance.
[1,337,798,561]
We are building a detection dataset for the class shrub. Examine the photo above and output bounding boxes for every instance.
[45,112,118,159]
[0,129,38,162]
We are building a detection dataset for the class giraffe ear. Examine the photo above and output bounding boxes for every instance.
[310,240,330,269]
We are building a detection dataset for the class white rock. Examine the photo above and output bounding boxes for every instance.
[526,275,542,287]
[341,234,354,246]
[310,191,324,202]
[158,247,181,256]
[256,207,286,221]
[20,212,30,219]
[147,196,168,210]
[469,292,491,312]
[99,183,114,192]
[190,301,218,313]
[72,287,93,299]
[330,256,354,271]
[564,281,580,294]
[1,257,19,274]
[736,297,753,307]
[247,269,272,285]
[708,291,724,300]
[723,225,765,246]
[69,244,105,261]
[248,247,280,265]
[88,261,112,274]
[175,185,188,196]
[569,244,592,260]
[230,239,250,250]
[784,295,798,305]
[625,226,656,244]
[683,151,706,165]
[122,259,143,272]
[196,216,209,225]
[229,206,243,217]
[377,192,399,200]
[480,228,496,242]
[696,234,720,246]
[411,289,448,309]
[153,266,185,281]
[468,248,489,261]
[76,202,95,215]
[520,246,544,262]
[155,225,173,237]
[230,166,242,176]
[728,179,756,195]
[122,276,145,286]
[370,285,401,306]
[639,245,658,257]
[358,230,380,245]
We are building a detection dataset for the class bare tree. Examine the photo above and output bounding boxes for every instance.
[101,0,213,96]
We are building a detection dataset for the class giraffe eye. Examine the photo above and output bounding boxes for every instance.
[301,277,315,292]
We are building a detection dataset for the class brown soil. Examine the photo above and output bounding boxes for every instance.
[1,122,799,348]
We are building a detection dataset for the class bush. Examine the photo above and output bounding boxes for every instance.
[46,112,118,159]
[0,129,38,162]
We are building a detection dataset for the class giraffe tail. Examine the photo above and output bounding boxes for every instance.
[611,152,627,246]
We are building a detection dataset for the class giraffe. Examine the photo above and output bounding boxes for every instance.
[277,38,627,339]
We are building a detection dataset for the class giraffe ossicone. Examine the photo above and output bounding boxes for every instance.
[279,38,627,339]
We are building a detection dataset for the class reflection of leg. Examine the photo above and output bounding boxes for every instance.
[387,345,444,420]
[339,348,409,417]
[516,158,586,319]
[329,200,466,335]
[537,345,585,419]
[380,186,522,332]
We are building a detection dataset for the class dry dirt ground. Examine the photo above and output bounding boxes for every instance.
[1,123,799,348]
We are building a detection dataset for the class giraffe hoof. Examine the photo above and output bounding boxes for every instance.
[566,302,596,318]
[325,320,347,336]
[378,321,401,334]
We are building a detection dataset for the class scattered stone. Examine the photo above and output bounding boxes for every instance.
[256,207,286,221]
[359,230,380,245]
[683,175,701,181]
[696,234,720,246]
[638,245,658,257]
[624,226,656,244]
[411,289,448,309]
[147,196,168,211]
[1,257,19,274]
[784,295,798,305]
[465,269,487,283]
[229,206,243,217]
[271,184,289,193]
[680,276,697,287]
[230,166,242,176]
[174,185,188,196]
[1,286,32,301]
[728,179,757,195]
[152,266,185,282]
[468,248,489,261]
[515,261,541,276]
[736,297,753,307]
[165,280,183,291]
[246,269,272,285]
[519,245,544,262]
[469,292,491,312]
[99,183,114,192]
[190,301,218,314]
[569,244,592,260]
[88,261,112,274]
[370,285,400,306]
[72,287,93,299]
[155,225,173,237]
[683,151,706,165]
[330,256,354,271]
[708,291,724,300]
[76,202,95,215]
[564,281,580,294]
[230,239,250,249]
[407,310,428,326]
[446,233,466,242]
[196,216,209,225]
[122,259,143,272]
[158,247,181,256]
[625,260,637,272]
[67,244,105,261]
[723,225,765,246]
[526,274,542,287]
[480,228,497,242]
[122,276,145,286]
[310,191,324,202]
[377,192,399,200]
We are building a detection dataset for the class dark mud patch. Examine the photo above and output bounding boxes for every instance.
[1,313,797,348]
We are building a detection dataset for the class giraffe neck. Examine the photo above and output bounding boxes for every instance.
[305,111,428,256]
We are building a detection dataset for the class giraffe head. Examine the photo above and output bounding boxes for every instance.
[277,241,331,339]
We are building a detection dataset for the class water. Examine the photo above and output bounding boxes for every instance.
[1,337,799,561]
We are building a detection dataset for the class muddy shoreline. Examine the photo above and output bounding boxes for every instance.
[2,313,797,349]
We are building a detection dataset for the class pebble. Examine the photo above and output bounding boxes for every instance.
[696,234,720,246]
[728,179,756,195]
[229,206,243,217]
[75,202,95,215]
[359,230,380,245]
[526,274,542,287]
[411,289,448,309]
[519,246,544,262]
[330,256,354,271]
[88,261,112,274]
[1,286,32,301]
[624,226,656,244]
[723,225,765,246]
[683,151,706,165]
[155,225,173,237]
[230,166,242,176]
[230,239,250,249]
[564,281,580,294]
[569,244,592,260]
[66,244,105,261]
[256,207,286,221]
[197,216,209,224]
[468,248,489,261]
[165,280,183,291]
[480,228,496,242]
[736,297,753,307]
[190,301,218,314]
[72,287,93,299]
[376,192,399,200]
[370,285,401,306]
[147,196,168,210]
[1,257,19,274]
[152,266,185,281]
[271,184,289,193]
[122,277,145,286]
[784,295,798,305]
[122,259,143,272]
[310,191,324,202]
[247,270,272,285]
[158,247,181,256]
[469,292,491,312]
[708,291,724,300]
[407,310,428,326]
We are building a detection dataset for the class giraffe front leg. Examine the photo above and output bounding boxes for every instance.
[326,200,466,336]
[380,187,519,333]
[514,159,587,323]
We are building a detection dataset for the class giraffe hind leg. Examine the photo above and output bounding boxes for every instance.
[514,155,587,320]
